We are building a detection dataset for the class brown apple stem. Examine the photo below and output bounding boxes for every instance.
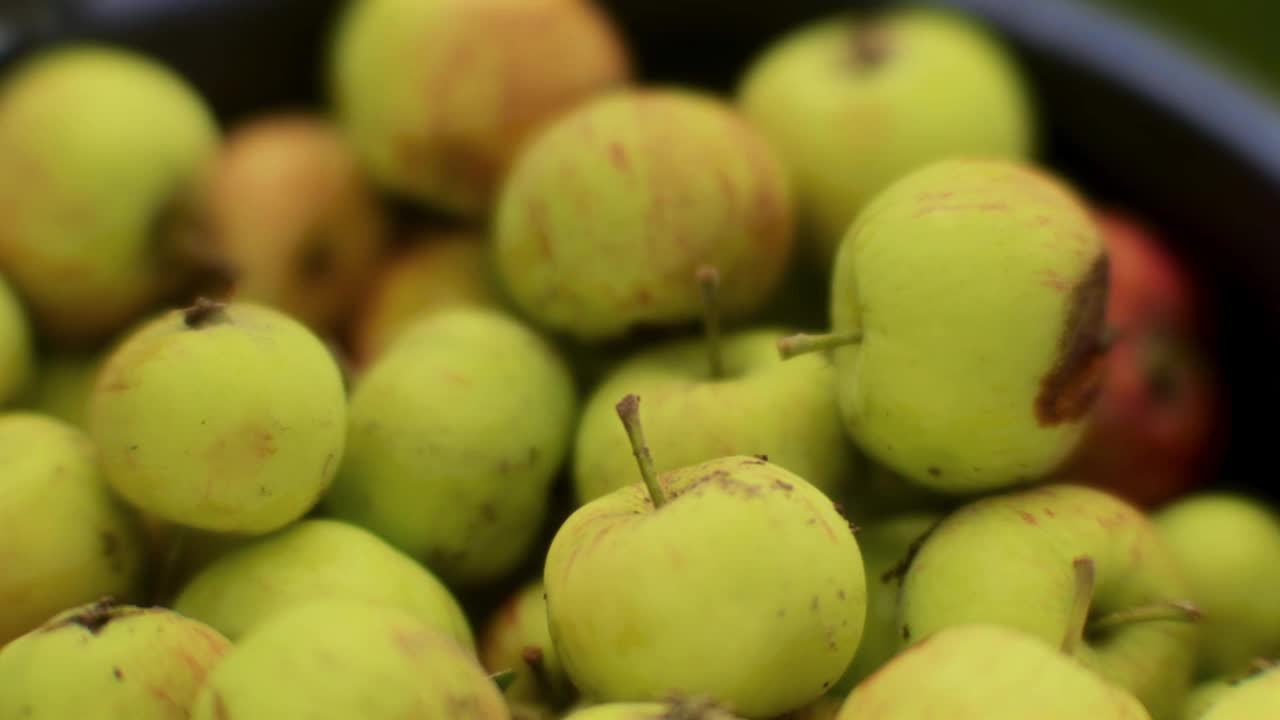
[1062,555,1096,654]
[696,265,725,380]
[615,394,666,509]
[776,330,863,360]
[183,297,230,329]
[1088,601,1202,635]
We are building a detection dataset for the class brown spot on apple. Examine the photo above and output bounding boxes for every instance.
[1035,254,1109,426]
[608,142,630,172]
[1018,510,1038,526]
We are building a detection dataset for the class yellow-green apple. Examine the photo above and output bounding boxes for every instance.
[0,44,219,344]
[0,413,145,645]
[191,601,507,719]
[480,581,572,714]
[172,518,473,648]
[562,699,743,720]
[738,7,1033,264]
[193,113,388,334]
[325,307,576,586]
[88,299,347,534]
[493,88,795,342]
[330,0,631,216]
[15,350,105,427]
[1153,493,1280,677]
[831,512,941,693]
[1201,665,1280,720]
[836,623,1152,719]
[574,267,853,504]
[545,395,865,718]
[0,273,32,405]
[898,484,1199,719]
[0,599,231,718]
[349,229,505,368]
[779,158,1108,494]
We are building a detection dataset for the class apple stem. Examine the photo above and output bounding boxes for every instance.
[697,265,725,380]
[1088,600,1202,635]
[1062,555,1096,655]
[183,297,229,329]
[615,394,666,509]
[776,330,863,360]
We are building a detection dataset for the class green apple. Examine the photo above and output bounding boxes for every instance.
[15,349,105,427]
[545,395,865,718]
[779,158,1108,494]
[493,88,796,342]
[898,484,1198,719]
[194,113,387,334]
[480,581,571,712]
[0,413,146,645]
[350,229,505,368]
[190,601,506,719]
[0,44,219,344]
[330,0,630,216]
[836,623,1152,719]
[562,699,743,719]
[1153,493,1280,677]
[0,273,32,405]
[1184,676,1235,720]
[1201,665,1280,720]
[575,267,853,504]
[0,599,231,718]
[738,7,1033,264]
[325,307,575,586]
[88,299,347,534]
[173,518,474,648]
[831,512,941,693]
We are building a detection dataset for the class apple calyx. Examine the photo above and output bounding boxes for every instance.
[776,329,863,360]
[696,265,725,379]
[615,394,667,509]
[183,297,230,329]
[1062,555,1201,654]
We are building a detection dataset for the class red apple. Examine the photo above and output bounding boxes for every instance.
[1066,210,1224,508]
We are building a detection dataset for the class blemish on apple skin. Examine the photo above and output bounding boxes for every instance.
[927,466,941,477]
[810,596,819,612]
[608,142,630,172]
[1017,510,1038,526]
[213,689,230,720]
[1035,254,1110,426]
[1044,507,1056,518]
[902,624,911,641]
[113,666,124,681]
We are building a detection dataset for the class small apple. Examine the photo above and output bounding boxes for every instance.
[778,158,1108,494]
[14,349,106,427]
[193,113,388,334]
[1067,211,1222,508]
[479,581,572,712]
[0,44,220,344]
[172,518,474,649]
[574,266,854,504]
[88,298,347,534]
[190,601,508,719]
[0,413,146,645]
[738,7,1034,264]
[831,512,941,693]
[0,598,231,719]
[349,229,505,368]
[545,395,865,718]
[0,273,33,405]
[1153,493,1280,677]
[330,0,631,216]
[898,484,1199,719]
[493,88,796,342]
[1201,664,1280,720]
[836,623,1152,719]
[325,307,577,586]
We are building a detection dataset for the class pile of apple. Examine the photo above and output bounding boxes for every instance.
[0,1,1274,719]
